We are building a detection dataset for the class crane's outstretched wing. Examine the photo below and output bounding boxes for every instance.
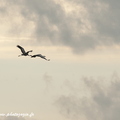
[17,45,26,54]
[31,54,45,57]
[27,50,33,53]
[38,54,46,57]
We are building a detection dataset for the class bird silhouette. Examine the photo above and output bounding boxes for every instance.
[31,54,50,61]
[17,45,33,57]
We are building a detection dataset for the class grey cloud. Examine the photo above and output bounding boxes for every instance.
[43,73,52,83]
[1,0,120,53]
[55,74,120,120]
[83,0,120,42]
[43,73,53,91]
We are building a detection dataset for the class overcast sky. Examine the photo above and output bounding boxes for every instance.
[1,0,120,120]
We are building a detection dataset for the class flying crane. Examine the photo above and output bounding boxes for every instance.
[17,45,33,57]
[31,54,50,61]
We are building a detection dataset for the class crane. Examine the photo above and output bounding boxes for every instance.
[31,54,50,61]
[17,45,33,57]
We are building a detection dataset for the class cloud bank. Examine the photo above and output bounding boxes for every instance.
[1,0,120,53]
[55,73,120,120]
